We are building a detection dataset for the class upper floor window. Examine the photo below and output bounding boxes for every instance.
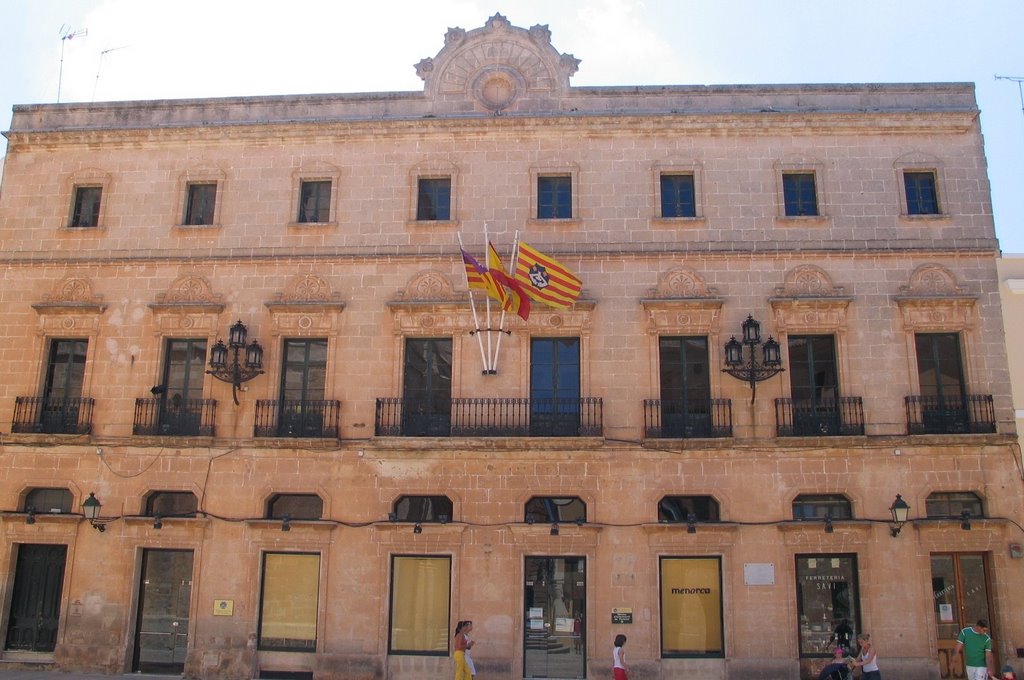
[416,177,451,221]
[183,182,217,225]
[782,173,818,217]
[267,493,323,520]
[658,495,720,522]
[926,491,984,519]
[298,180,332,223]
[658,336,712,437]
[904,171,939,215]
[525,496,586,524]
[792,493,852,520]
[391,495,453,523]
[71,186,102,228]
[145,491,198,518]
[24,488,74,514]
[660,174,696,218]
[537,175,572,219]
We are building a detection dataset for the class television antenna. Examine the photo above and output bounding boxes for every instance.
[93,45,130,101]
[57,24,89,103]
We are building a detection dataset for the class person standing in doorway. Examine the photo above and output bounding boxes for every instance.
[953,619,994,680]
[454,620,474,680]
[612,634,629,680]
[851,633,881,680]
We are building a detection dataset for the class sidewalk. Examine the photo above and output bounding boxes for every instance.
[0,672,175,680]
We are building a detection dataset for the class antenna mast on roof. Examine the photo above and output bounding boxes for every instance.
[93,45,129,102]
[995,75,1024,133]
[57,24,89,103]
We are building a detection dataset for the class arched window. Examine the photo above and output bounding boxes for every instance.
[145,491,198,517]
[392,495,453,523]
[524,496,586,524]
[24,488,74,514]
[266,494,323,520]
[658,495,720,523]
[926,491,984,518]
[792,494,852,520]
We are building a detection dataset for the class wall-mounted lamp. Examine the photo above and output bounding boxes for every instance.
[550,523,559,536]
[687,512,697,534]
[152,514,163,530]
[722,315,784,403]
[889,494,910,538]
[413,523,422,534]
[25,507,36,525]
[824,514,834,534]
[960,510,972,531]
[281,516,291,532]
[206,320,264,405]
[82,492,106,532]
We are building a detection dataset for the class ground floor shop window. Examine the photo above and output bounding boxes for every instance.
[796,554,860,657]
[659,556,723,657]
[389,555,450,655]
[258,553,320,651]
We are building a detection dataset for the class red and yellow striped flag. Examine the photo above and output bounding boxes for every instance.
[513,241,582,309]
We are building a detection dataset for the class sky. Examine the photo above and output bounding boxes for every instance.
[2,0,1024,251]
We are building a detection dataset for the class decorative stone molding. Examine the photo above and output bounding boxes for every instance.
[32,277,107,334]
[640,268,723,336]
[895,264,976,332]
[148,275,224,335]
[265,274,346,336]
[388,271,475,335]
[769,266,852,333]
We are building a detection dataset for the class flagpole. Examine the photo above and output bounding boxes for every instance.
[483,224,495,373]
[491,231,519,374]
[457,233,490,374]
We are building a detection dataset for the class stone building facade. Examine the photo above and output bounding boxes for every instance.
[1,13,1022,680]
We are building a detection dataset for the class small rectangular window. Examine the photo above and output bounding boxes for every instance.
[660,174,696,218]
[904,171,939,215]
[782,173,818,217]
[71,186,102,228]
[298,180,332,223]
[416,178,451,221]
[389,555,450,654]
[184,183,217,226]
[537,175,572,219]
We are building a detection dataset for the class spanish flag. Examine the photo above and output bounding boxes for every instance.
[513,241,582,309]
[488,242,531,321]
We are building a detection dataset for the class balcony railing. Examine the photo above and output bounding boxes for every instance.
[133,398,217,437]
[254,399,341,438]
[375,397,603,437]
[12,396,95,435]
[642,398,732,439]
[905,394,996,435]
[775,397,865,437]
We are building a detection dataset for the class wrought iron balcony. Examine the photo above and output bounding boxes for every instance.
[375,397,603,437]
[12,396,95,435]
[254,399,341,438]
[642,398,732,439]
[905,394,995,435]
[775,397,865,437]
[133,398,217,437]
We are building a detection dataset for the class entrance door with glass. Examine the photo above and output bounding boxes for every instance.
[523,556,586,679]
[133,549,194,673]
[931,553,994,679]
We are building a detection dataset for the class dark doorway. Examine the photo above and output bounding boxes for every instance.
[133,549,194,673]
[5,544,67,652]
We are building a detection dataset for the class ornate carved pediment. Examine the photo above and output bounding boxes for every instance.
[416,13,579,114]
[641,268,722,335]
[32,277,107,333]
[895,265,976,331]
[388,271,473,335]
[770,266,852,333]
[265,274,346,336]
[148,275,224,335]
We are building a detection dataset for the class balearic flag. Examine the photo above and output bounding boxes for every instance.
[461,248,507,306]
[487,242,531,321]
[513,241,582,309]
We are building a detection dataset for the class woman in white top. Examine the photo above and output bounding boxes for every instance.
[852,633,881,680]
[613,634,629,680]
